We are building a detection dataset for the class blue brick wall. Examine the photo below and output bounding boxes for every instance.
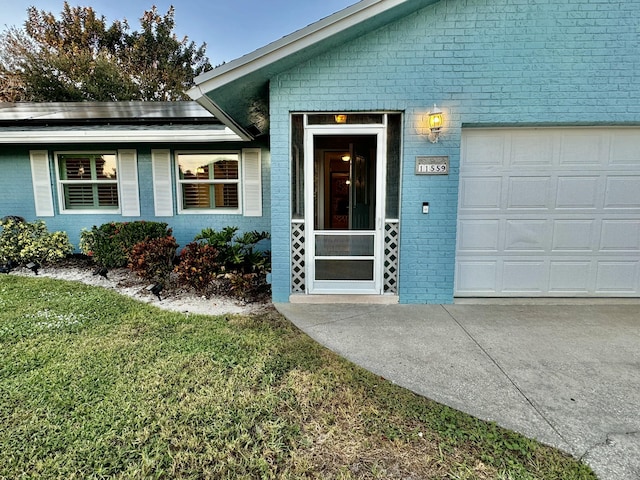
[268,114,292,303]
[269,0,640,303]
[0,143,270,250]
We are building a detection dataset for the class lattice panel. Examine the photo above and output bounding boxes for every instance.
[384,221,399,293]
[291,222,306,293]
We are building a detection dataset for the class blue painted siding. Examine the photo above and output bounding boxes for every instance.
[0,148,37,220]
[269,0,640,303]
[0,144,270,250]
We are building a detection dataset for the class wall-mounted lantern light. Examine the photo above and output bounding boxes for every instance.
[334,114,348,124]
[427,104,444,143]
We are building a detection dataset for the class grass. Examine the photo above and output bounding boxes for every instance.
[0,275,597,479]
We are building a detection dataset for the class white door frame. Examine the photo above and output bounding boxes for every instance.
[304,121,387,294]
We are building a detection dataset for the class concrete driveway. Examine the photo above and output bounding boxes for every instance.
[275,303,640,480]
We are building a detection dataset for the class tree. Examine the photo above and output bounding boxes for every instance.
[0,28,31,101]
[0,2,211,102]
[123,6,210,101]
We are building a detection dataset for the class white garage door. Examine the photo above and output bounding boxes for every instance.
[456,128,640,297]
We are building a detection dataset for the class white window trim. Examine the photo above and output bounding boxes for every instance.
[175,150,242,215]
[54,150,122,215]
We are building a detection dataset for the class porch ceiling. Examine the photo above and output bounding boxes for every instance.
[188,0,439,140]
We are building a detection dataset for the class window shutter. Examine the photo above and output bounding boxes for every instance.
[117,149,140,217]
[29,150,54,217]
[151,149,174,216]
[242,148,262,217]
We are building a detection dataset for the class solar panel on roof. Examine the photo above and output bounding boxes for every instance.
[0,101,216,122]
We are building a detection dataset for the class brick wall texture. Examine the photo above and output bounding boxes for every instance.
[269,0,640,303]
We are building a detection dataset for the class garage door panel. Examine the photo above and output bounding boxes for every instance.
[456,261,497,293]
[457,220,500,252]
[610,132,640,165]
[457,128,640,297]
[595,262,639,293]
[556,176,600,209]
[510,134,554,166]
[599,221,640,252]
[604,176,640,209]
[502,261,546,293]
[459,177,502,210]
[507,177,551,210]
[549,261,591,293]
[552,220,595,251]
[463,134,506,166]
[559,133,604,166]
[504,220,550,251]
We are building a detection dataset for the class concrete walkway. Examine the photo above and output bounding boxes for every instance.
[275,303,640,480]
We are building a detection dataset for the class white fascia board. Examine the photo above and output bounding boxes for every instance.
[0,128,243,144]
[188,0,407,96]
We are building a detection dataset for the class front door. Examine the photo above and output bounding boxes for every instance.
[305,125,386,294]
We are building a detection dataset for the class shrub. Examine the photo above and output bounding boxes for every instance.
[128,236,178,282]
[194,227,271,274]
[227,272,271,302]
[178,227,271,300]
[80,221,171,268]
[173,242,220,293]
[0,218,25,264]
[0,218,73,265]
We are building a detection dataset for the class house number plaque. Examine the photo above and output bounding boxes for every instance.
[415,156,449,175]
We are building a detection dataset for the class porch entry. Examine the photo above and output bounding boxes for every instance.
[291,114,401,296]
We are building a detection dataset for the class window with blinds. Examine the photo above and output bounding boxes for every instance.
[176,152,240,211]
[57,153,119,210]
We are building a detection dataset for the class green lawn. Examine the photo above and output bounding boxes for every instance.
[0,275,596,479]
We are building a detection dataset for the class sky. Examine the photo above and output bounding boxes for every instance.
[2,0,358,66]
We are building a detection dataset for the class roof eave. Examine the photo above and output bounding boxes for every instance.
[188,0,438,132]
[190,0,425,92]
[189,88,254,141]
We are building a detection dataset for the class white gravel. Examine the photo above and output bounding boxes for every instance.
[10,265,267,316]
